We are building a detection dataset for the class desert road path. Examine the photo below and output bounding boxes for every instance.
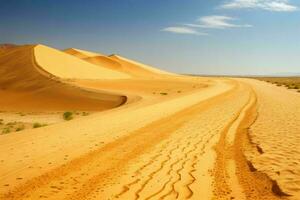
[0,79,292,200]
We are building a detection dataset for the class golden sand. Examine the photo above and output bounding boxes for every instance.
[35,45,130,79]
[64,48,173,77]
[0,45,125,111]
[0,44,299,200]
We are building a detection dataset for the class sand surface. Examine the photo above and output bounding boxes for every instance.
[241,79,300,199]
[64,48,173,77]
[35,45,130,80]
[0,44,299,200]
[0,45,125,111]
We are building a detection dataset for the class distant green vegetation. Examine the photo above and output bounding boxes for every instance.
[63,111,73,120]
[16,125,25,132]
[1,120,27,134]
[2,127,10,134]
[33,123,47,128]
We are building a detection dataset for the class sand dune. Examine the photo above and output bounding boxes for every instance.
[64,48,173,77]
[64,48,127,74]
[35,45,130,80]
[109,54,173,76]
[64,48,101,59]
[84,56,124,71]
[0,45,299,200]
[0,45,126,111]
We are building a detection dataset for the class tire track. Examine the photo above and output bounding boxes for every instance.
[2,79,239,200]
[115,140,173,198]
[134,144,181,199]
[144,145,194,199]
[212,83,278,199]
[119,131,209,200]
[111,81,249,200]
[160,134,208,200]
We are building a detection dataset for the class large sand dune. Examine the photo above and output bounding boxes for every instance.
[0,45,125,111]
[0,45,299,200]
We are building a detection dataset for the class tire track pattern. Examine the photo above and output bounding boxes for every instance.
[92,82,252,200]
[3,80,252,200]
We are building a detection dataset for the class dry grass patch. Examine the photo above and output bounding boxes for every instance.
[253,77,300,92]
[33,123,47,128]
[160,92,168,95]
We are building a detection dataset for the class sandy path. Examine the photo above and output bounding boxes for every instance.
[1,78,297,200]
[94,81,252,200]
[0,79,233,199]
[240,79,300,200]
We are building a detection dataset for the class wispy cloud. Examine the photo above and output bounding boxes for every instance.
[161,27,208,35]
[185,15,252,29]
[221,0,298,12]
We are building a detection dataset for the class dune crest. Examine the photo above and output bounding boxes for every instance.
[64,48,174,77]
[35,45,130,80]
[110,54,173,76]
[64,48,102,59]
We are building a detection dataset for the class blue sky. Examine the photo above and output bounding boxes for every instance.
[0,0,299,75]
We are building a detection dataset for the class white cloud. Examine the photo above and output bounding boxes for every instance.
[185,15,252,29]
[221,0,298,12]
[161,27,208,35]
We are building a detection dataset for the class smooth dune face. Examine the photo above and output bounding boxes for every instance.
[0,45,126,111]
[64,47,173,77]
[63,48,88,59]
[34,45,130,79]
[64,48,102,59]
[110,54,173,75]
[84,56,123,71]
[71,48,102,57]
[64,48,126,73]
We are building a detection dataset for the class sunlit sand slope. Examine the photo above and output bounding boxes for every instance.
[0,45,126,111]
[64,48,173,77]
[35,45,130,79]
[64,48,101,59]
[84,56,124,71]
[241,78,300,200]
[109,54,174,76]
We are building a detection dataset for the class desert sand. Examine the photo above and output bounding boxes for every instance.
[0,44,299,200]
[64,48,173,77]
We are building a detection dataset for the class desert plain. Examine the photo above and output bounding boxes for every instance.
[0,44,299,200]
